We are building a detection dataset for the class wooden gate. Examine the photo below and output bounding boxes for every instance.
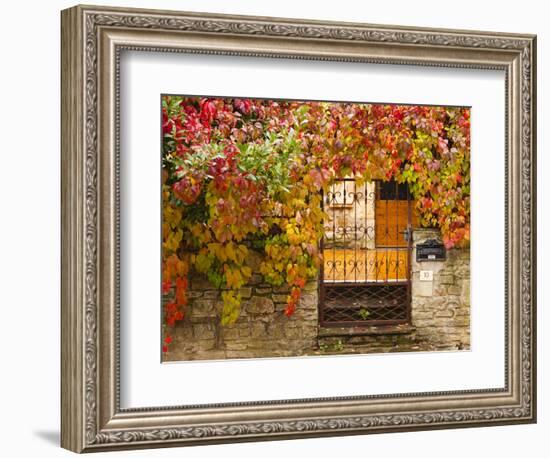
[319,179,416,326]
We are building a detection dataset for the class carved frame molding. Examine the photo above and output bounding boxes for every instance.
[61,5,536,452]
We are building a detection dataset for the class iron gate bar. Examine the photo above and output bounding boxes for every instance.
[385,182,389,281]
[395,180,399,283]
[406,182,412,322]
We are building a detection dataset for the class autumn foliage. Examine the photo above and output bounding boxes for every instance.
[161,96,470,350]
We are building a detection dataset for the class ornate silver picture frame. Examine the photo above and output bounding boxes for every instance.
[61,4,536,453]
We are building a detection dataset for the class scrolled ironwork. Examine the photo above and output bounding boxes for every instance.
[321,179,412,325]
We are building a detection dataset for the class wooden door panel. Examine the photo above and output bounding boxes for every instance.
[375,200,411,246]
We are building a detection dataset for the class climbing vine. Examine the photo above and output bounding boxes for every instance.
[161,96,470,351]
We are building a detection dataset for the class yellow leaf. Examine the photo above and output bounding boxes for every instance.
[220,291,241,326]
[176,258,188,277]
[241,265,252,278]
[225,242,236,262]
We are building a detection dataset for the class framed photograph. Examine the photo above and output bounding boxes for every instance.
[61,4,537,453]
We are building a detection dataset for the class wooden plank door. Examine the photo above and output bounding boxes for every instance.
[375,180,417,247]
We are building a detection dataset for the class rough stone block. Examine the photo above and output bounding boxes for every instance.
[254,287,272,295]
[300,292,318,310]
[294,310,317,322]
[238,326,251,339]
[412,311,434,321]
[267,324,285,339]
[412,321,436,330]
[273,284,291,294]
[172,326,193,341]
[246,340,274,351]
[272,294,289,303]
[190,299,216,319]
[452,316,471,327]
[224,341,247,351]
[204,290,220,299]
[250,322,268,339]
[246,296,275,314]
[221,326,239,340]
[435,309,455,319]
[304,281,318,292]
[438,274,455,285]
[193,323,216,340]
[275,302,287,311]
[447,285,462,295]
[238,287,253,299]
[433,285,449,296]
[302,325,318,339]
[196,339,216,351]
[284,327,302,339]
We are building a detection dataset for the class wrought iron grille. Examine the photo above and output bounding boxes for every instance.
[319,179,413,326]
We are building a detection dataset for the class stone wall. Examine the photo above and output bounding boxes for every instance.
[411,228,470,351]
[163,266,319,362]
[164,228,470,361]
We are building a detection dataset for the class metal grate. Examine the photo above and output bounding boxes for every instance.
[322,284,409,324]
[319,179,413,327]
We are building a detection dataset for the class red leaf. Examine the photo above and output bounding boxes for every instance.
[162,279,172,295]
[284,302,296,317]
[175,277,188,306]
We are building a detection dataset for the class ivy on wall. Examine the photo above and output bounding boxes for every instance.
[161,96,470,351]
